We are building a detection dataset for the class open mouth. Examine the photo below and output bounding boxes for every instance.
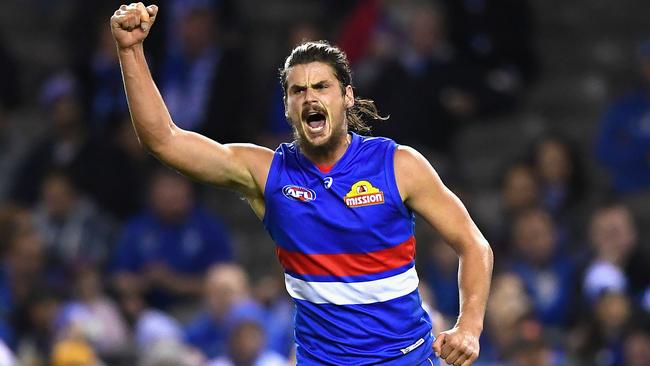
[303,110,327,131]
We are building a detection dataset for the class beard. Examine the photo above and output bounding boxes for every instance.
[289,115,348,158]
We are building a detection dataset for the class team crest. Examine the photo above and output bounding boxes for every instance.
[283,185,316,202]
[344,180,385,208]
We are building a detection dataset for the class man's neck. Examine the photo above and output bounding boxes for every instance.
[300,133,352,167]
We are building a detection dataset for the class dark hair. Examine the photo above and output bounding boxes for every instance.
[279,41,387,133]
[526,132,586,208]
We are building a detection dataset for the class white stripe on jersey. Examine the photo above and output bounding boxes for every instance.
[284,266,419,305]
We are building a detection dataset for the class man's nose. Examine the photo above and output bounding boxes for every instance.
[303,87,318,104]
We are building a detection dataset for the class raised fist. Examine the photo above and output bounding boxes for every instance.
[110,3,158,50]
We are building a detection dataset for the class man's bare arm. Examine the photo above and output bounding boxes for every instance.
[395,146,493,366]
[111,3,273,201]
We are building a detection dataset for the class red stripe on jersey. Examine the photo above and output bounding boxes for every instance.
[276,236,415,277]
[315,163,334,173]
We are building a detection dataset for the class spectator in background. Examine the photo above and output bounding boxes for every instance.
[584,203,649,303]
[479,272,533,363]
[0,104,29,204]
[623,318,650,366]
[8,72,119,211]
[50,336,100,366]
[490,162,539,251]
[0,222,48,348]
[508,208,578,328]
[207,316,287,366]
[184,263,264,360]
[363,2,516,153]
[0,340,16,366]
[10,72,88,205]
[529,134,586,219]
[13,288,62,366]
[570,291,632,366]
[87,23,129,136]
[56,265,128,360]
[92,114,156,220]
[501,163,540,214]
[0,206,34,347]
[595,40,650,194]
[32,170,115,273]
[160,5,249,142]
[111,169,232,310]
[139,339,202,366]
[252,266,295,358]
[528,134,588,251]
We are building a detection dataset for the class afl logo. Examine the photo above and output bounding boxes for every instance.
[282,185,316,202]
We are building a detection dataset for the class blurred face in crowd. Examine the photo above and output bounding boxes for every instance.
[536,138,571,185]
[229,321,265,365]
[429,237,458,274]
[503,165,539,212]
[513,209,556,266]
[97,23,119,61]
[41,173,77,219]
[408,6,446,55]
[284,61,353,155]
[116,116,148,161]
[51,95,82,137]
[509,342,553,366]
[76,267,101,302]
[595,292,630,333]
[181,9,216,59]
[488,273,531,328]
[29,295,60,335]
[150,172,194,223]
[487,273,531,351]
[624,330,650,366]
[204,264,250,320]
[8,229,44,277]
[589,205,637,265]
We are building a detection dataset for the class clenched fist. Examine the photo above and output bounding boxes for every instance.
[110,2,158,50]
[433,326,480,366]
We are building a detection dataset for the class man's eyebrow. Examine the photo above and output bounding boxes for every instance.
[289,84,307,91]
[290,80,330,90]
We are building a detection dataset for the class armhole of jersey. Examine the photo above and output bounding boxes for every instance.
[262,147,282,227]
[384,142,413,221]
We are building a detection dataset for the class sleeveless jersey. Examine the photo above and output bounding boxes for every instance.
[263,132,434,365]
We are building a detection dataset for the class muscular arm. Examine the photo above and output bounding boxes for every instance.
[112,4,272,211]
[395,146,493,365]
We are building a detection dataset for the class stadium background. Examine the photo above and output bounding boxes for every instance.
[0,0,649,365]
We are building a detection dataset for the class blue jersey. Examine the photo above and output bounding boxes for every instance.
[263,132,434,365]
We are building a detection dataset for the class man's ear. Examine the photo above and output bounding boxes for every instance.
[344,85,354,109]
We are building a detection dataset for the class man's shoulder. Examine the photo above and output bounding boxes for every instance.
[357,133,395,144]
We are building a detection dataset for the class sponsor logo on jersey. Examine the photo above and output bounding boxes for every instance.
[344,180,385,208]
[323,177,333,189]
[282,185,316,202]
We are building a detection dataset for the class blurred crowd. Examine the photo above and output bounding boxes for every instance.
[0,0,649,365]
